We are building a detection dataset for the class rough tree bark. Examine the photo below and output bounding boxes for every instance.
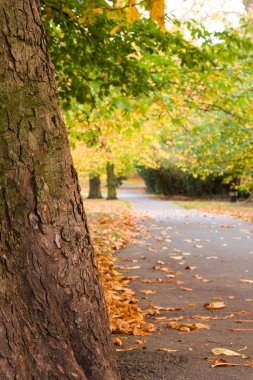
[106,163,117,200]
[0,1,119,379]
[88,176,103,199]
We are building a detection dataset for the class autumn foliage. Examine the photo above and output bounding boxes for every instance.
[85,199,155,335]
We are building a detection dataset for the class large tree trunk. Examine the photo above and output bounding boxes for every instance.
[0,1,119,379]
[106,162,117,200]
[88,176,103,199]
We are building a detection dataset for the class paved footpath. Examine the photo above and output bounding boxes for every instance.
[116,186,253,380]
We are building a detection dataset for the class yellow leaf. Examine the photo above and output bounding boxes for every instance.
[211,348,241,357]
[240,279,253,284]
[135,339,145,345]
[116,347,138,352]
[110,25,122,35]
[167,322,210,331]
[126,0,140,24]
[140,289,157,295]
[204,302,226,310]
[155,348,178,352]
[150,0,166,32]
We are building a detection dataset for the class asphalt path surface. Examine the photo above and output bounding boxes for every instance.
[116,186,253,380]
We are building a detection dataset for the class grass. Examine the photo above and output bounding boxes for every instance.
[173,199,253,224]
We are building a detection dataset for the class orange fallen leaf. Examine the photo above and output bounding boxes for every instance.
[230,328,253,331]
[160,267,174,273]
[113,338,123,346]
[191,314,234,321]
[204,302,226,310]
[155,348,178,352]
[135,339,145,345]
[116,347,138,352]
[157,306,183,311]
[140,290,157,295]
[211,359,240,368]
[181,287,193,292]
[141,279,154,283]
[167,322,210,332]
[245,361,253,367]
[240,279,253,284]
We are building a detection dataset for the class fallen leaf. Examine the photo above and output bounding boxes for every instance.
[234,311,252,316]
[219,224,234,228]
[160,267,174,273]
[211,348,241,357]
[211,359,240,368]
[191,314,234,321]
[141,279,154,283]
[240,279,253,284]
[245,361,253,367]
[230,328,253,331]
[181,287,193,292]
[116,347,138,352]
[155,348,178,352]
[113,338,123,346]
[237,346,247,352]
[204,302,226,310]
[167,322,210,332]
[166,316,184,322]
[155,316,170,321]
[135,339,145,345]
[140,290,157,295]
[160,306,183,311]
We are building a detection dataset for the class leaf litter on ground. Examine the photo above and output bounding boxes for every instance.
[85,200,155,337]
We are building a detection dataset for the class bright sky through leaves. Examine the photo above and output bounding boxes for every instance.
[167,0,245,30]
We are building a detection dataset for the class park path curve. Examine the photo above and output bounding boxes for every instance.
[117,186,253,380]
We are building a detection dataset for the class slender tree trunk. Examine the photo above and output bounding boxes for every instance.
[247,191,253,202]
[106,163,117,200]
[0,1,119,379]
[88,176,103,199]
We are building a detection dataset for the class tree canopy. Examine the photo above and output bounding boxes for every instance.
[41,0,253,192]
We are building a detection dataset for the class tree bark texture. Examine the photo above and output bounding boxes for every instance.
[88,176,103,199]
[106,163,117,200]
[0,1,119,379]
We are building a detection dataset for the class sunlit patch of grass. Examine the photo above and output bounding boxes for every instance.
[173,200,253,224]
